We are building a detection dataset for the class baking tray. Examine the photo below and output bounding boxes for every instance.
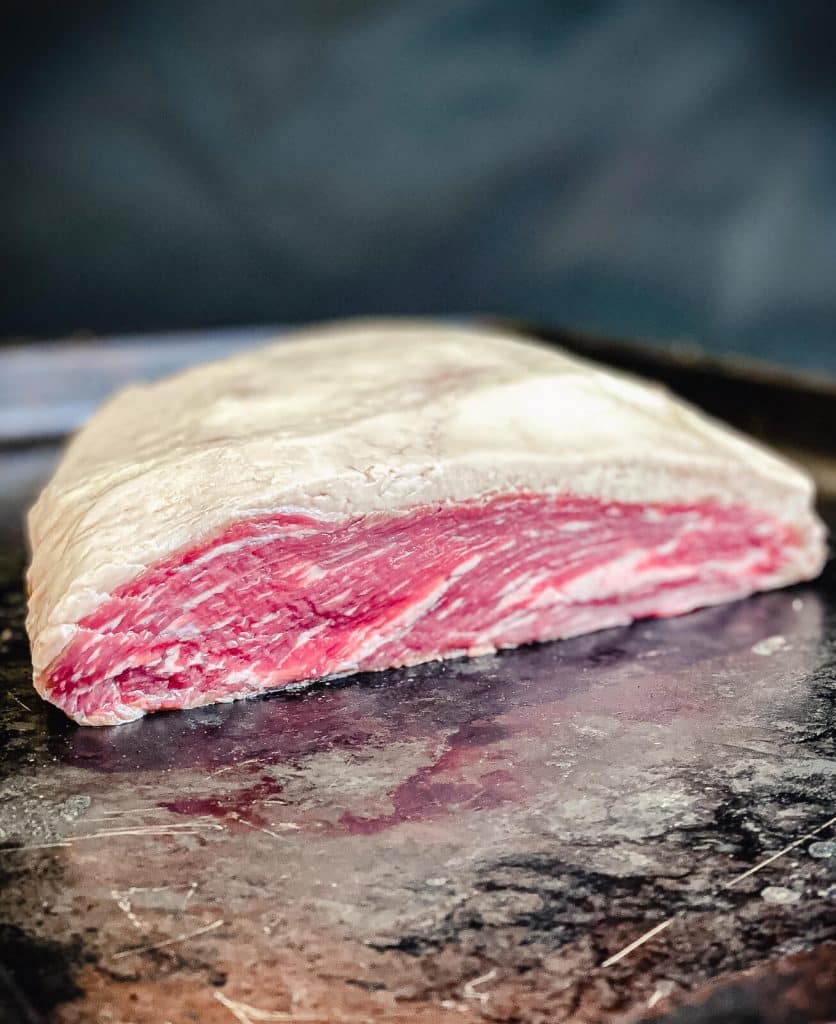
[1,324,834,1024]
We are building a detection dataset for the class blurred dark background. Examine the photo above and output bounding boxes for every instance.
[3,0,836,371]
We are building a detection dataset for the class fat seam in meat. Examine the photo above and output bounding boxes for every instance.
[25,319,827,725]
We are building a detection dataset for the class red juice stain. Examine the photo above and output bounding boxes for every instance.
[160,772,284,829]
[338,720,527,835]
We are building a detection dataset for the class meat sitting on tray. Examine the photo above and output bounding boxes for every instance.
[25,319,826,726]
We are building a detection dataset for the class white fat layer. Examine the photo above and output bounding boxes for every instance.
[287,623,328,654]
[299,564,327,584]
[179,580,234,613]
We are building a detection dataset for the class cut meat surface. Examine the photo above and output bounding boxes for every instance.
[26,319,826,725]
[50,495,805,725]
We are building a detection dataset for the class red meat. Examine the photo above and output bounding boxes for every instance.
[44,492,802,725]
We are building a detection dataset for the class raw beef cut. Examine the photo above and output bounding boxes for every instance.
[26,319,826,725]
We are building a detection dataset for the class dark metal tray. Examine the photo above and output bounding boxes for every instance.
[1,326,834,1024]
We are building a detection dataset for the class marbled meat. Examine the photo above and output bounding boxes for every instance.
[26,320,826,725]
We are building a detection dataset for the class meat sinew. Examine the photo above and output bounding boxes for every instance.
[26,320,826,725]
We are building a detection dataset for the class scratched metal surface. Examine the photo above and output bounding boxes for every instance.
[1,335,835,1024]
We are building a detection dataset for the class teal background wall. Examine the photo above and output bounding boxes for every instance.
[4,1,836,372]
